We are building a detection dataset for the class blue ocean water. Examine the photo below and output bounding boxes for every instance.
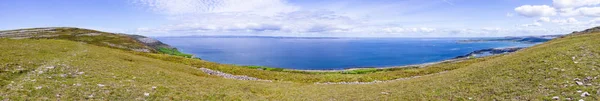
[156,37,535,70]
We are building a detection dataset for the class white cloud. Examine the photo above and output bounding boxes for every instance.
[537,17,551,22]
[135,10,366,35]
[557,8,580,16]
[516,1,600,17]
[134,0,299,16]
[555,18,578,24]
[382,27,437,33]
[557,7,600,17]
[577,7,600,17]
[553,0,600,9]
[131,0,587,37]
[514,5,557,17]
[591,18,600,24]
[133,0,366,36]
[520,22,542,27]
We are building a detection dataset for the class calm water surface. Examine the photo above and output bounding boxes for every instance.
[156,37,534,70]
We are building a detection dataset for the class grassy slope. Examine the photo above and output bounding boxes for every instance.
[156,47,194,58]
[138,52,493,83]
[0,27,154,52]
[0,27,192,58]
[0,32,599,100]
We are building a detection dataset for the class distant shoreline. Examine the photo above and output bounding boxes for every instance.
[291,57,472,72]
[279,37,555,72]
[291,46,528,72]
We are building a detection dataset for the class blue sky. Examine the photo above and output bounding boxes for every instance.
[1,0,599,37]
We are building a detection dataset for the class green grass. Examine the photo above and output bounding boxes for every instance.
[135,51,488,83]
[157,47,194,58]
[341,68,379,74]
[1,31,600,100]
[0,27,200,58]
[243,66,285,71]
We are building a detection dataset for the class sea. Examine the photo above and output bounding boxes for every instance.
[156,37,536,70]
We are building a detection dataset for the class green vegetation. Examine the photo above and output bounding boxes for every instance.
[1,27,600,100]
[243,66,284,71]
[0,27,154,52]
[157,47,194,58]
[341,68,379,74]
[136,51,487,83]
[0,27,198,59]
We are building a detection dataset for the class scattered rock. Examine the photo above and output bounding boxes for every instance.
[576,81,584,85]
[581,92,590,97]
[97,84,105,87]
[316,71,448,85]
[152,86,157,90]
[78,33,101,36]
[144,92,150,97]
[380,92,389,95]
[552,96,559,100]
[35,86,42,89]
[199,68,271,82]
[566,98,572,100]
[131,49,151,52]
[73,83,81,86]
[45,66,55,69]
[585,76,593,81]
[578,99,584,101]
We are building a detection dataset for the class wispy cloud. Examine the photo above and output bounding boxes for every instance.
[130,0,592,37]
[441,0,454,5]
[133,0,298,16]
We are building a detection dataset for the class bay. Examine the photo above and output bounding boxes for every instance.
[156,37,534,70]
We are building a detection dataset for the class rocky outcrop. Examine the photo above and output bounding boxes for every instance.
[570,26,600,35]
[455,47,524,59]
[126,34,175,50]
[0,27,175,53]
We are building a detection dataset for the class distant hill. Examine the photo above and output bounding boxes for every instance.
[0,27,193,58]
[458,35,562,43]
[570,26,600,35]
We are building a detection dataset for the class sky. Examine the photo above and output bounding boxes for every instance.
[1,0,599,37]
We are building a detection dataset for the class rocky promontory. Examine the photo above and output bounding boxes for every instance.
[454,47,524,59]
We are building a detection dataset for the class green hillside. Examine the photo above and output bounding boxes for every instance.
[0,27,193,58]
[1,27,599,100]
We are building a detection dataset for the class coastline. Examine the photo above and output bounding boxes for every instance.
[291,57,472,72]
[287,45,535,72]
[290,46,529,72]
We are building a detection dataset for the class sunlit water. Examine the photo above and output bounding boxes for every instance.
[156,37,535,70]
